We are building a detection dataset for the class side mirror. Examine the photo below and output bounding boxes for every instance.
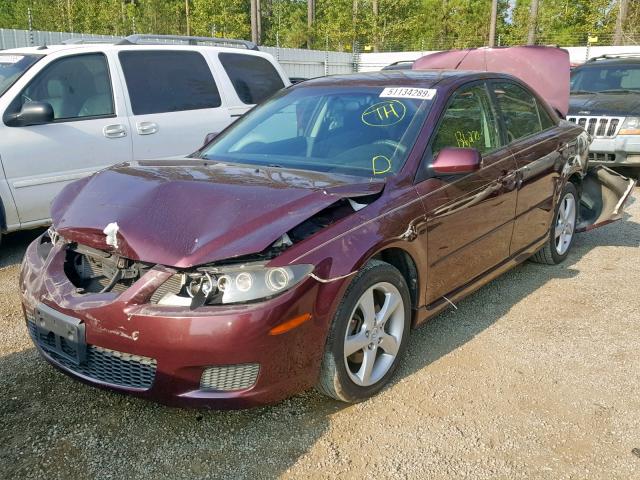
[5,101,54,127]
[202,132,219,147]
[432,147,482,175]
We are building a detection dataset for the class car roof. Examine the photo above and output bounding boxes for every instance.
[295,70,485,88]
[581,55,640,66]
[0,43,271,58]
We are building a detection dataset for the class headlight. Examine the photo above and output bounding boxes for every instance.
[154,263,314,307]
[619,117,640,135]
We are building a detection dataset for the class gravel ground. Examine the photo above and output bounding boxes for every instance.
[1,192,639,480]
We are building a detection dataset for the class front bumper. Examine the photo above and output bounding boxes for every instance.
[20,237,343,408]
[588,135,640,167]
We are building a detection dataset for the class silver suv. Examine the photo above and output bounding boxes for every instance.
[568,54,640,176]
[0,35,289,245]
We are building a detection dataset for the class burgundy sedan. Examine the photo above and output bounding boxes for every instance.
[20,55,634,408]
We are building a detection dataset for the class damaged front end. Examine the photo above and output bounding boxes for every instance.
[43,181,380,310]
[577,166,636,232]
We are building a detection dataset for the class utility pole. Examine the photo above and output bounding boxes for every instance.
[613,0,629,46]
[256,0,262,42]
[250,0,259,44]
[372,0,379,52]
[527,0,539,45]
[27,7,34,46]
[488,0,498,47]
[307,0,314,49]
[67,0,73,32]
[185,0,191,36]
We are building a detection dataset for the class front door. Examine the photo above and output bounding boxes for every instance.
[415,82,518,304]
[0,52,132,225]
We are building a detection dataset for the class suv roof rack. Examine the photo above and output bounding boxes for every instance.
[587,53,640,62]
[117,34,258,51]
[61,38,121,45]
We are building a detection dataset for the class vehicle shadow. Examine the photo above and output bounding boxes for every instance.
[0,228,45,269]
[1,215,638,480]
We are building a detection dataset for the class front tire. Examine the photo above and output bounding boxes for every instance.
[531,182,578,265]
[317,260,411,402]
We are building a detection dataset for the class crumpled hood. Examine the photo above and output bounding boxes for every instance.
[51,160,384,268]
[569,91,640,117]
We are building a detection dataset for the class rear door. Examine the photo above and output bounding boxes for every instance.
[116,49,230,158]
[490,80,562,253]
[415,81,519,304]
[0,51,132,225]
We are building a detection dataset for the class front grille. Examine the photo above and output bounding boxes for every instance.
[28,319,157,390]
[588,152,616,163]
[200,364,260,391]
[567,116,624,138]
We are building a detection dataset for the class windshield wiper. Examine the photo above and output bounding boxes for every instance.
[597,89,640,94]
[570,90,595,95]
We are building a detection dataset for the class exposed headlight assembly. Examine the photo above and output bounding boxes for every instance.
[155,263,314,308]
[619,117,640,135]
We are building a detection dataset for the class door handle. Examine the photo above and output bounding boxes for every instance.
[137,122,159,135]
[498,171,519,190]
[103,124,127,138]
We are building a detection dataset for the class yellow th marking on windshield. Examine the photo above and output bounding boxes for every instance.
[362,100,406,127]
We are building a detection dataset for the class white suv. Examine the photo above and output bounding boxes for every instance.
[0,35,289,243]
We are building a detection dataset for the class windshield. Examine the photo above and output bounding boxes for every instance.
[201,86,434,177]
[570,64,640,93]
[0,54,42,98]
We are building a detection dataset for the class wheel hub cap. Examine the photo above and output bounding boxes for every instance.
[343,282,405,387]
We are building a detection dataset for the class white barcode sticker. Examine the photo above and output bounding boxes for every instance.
[380,87,436,100]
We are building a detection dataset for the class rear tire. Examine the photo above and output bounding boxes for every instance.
[531,182,578,265]
[316,260,411,403]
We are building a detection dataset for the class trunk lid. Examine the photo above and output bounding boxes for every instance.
[413,46,570,117]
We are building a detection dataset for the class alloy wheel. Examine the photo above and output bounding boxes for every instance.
[343,282,405,387]
[555,192,576,255]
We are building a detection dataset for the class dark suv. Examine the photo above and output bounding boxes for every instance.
[569,54,640,176]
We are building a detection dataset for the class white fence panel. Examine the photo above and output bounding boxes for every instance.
[0,28,356,78]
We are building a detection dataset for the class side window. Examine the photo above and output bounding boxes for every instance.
[492,81,551,141]
[119,51,221,115]
[218,53,285,105]
[19,53,113,120]
[431,84,501,155]
[538,103,556,129]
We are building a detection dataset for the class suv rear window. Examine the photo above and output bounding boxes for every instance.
[218,53,284,105]
[119,51,221,115]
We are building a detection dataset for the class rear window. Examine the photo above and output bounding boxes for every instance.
[218,53,284,105]
[119,51,221,115]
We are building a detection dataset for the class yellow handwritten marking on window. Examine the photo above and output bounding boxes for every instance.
[361,100,406,127]
[372,155,392,175]
[455,130,481,148]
